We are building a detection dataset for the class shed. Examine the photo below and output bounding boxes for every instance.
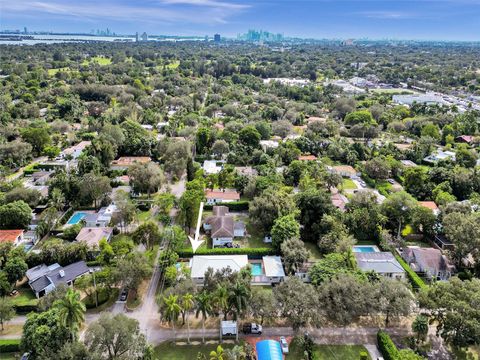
[256,340,283,360]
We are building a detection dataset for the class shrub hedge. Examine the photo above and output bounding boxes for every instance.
[394,254,428,290]
[203,201,249,211]
[0,339,21,353]
[377,330,398,360]
[177,247,277,258]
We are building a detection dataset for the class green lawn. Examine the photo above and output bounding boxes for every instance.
[154,341,235,360]
[304,242,322,260]
[370,88,415,94]
[82,56,112,66]
[342,178,357,190]
[11,287,38,307]
[48,67,69,76]
[137,209,153,222]
[245,219,272,249]
[288,341,371,360]
[1,353,18,360]
[166,60,180,69]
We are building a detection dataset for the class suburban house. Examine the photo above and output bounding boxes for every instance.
[26,261,90,298]
[190,255,249,284]
[455,135,474,144]
[401,247,455,281]
[110,156,152,171]
[203,160,223,175]
[61,141,91,160]
[235,166,258,177]
[204,206,245,247]
[205,189,240,205]
[260,256,286,284]
[0,230,24,246]
[355,252,406,280]
[189,255,286,285]
[84,205,117,227]
[331,165,359,178]
[418,201,440,216]
[400,160,417,168]
[423,150,456,164]
[259,140,280,150]
[75,227,113,248]
[331,192,349,212]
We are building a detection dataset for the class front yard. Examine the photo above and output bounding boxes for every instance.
[287,341,371,360]
[154,341,236,360]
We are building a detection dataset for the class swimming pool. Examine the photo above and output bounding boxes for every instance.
[251,263,264,276]
[67,212,86,225]
[353,245,379,253]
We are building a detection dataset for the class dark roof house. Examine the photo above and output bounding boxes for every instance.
[26,261,89,298]
[402,247,455,281]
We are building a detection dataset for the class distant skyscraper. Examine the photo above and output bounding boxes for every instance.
[141,32,148,41]
[214,34,221,42]
[24,27,27,34]
[135,32,139,42]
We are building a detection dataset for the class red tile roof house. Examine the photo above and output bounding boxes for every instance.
[205,189,240,205]
[0,230,24,246]
[419,201,440,216]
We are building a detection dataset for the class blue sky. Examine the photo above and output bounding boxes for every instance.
[1,0,479,40]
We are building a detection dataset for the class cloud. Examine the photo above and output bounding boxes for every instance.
[1,0,248,25]
[357,10,418,19]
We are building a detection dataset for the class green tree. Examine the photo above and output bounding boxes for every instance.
[0,297,14,330]
[249,189,296,235]
[381,192,417,239]
[54,288,86,340]
[209,345,225,360]
[376,278,413,327]
[85,313,148,360]
[228,281,250,320]
[181,293,195,344]
[271,214,300,249]
[21,126,51,155]
[421,123,441,140]
[249,287,277,325]
[239,126,261,148]
[128,162,164,197]
[0,201,32,229]
[3,256,28,285]
[273,277,318,332]
[162,294,182,343]
[442,211,480,266]
[344,110,375,126]
[296,188,334,243]
[412,314,429,343]
[280,237,310,275]
[0,272,10,297]
[132,221,161,250]
[195,292,213,344]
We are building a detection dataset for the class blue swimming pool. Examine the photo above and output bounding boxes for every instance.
[251,263,264,276]
[353,245,379,253]
[67,212,86,225]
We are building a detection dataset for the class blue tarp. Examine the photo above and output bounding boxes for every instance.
[256,340,283,360]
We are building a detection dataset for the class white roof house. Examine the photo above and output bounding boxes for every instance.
[355,252,405,280]
[203,160,223,175]
[190,255,248,280]
[263,256,286,278]
[424,150,456,164]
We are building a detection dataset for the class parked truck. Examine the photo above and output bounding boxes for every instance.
[242,323,263,335]
[221,320,237,336]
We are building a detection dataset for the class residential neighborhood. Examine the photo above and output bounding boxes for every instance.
[1,23,480,360]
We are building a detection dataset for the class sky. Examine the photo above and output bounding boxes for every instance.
[1,0,480,41]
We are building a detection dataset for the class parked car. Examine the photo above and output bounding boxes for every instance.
[242,323,263,335]
[119,289,128,302]
[280,336,289,354]
[21,353,30,360]
[387,179,395,184]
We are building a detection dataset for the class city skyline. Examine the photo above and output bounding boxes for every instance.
[1,0,480,41]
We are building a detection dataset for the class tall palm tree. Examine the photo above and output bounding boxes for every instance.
[54,288,86,340]
[214,285,229,320]
[209,345,225,360]
[228,281,250,321]
[195,292,212,344]
[181,293,195,344]
[163,294,181,344]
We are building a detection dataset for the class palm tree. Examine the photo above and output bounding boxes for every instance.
[214,285,229,320]
[209,345,225,360]
[54,288,86,340]
[228,281,250,321]
[181,293,195,344]
[195,292,212,344]
[163,294,181,344]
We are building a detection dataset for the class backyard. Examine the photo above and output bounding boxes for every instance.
[154,341,236,360]
[287,341,371,360]
[341,178,357,190]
